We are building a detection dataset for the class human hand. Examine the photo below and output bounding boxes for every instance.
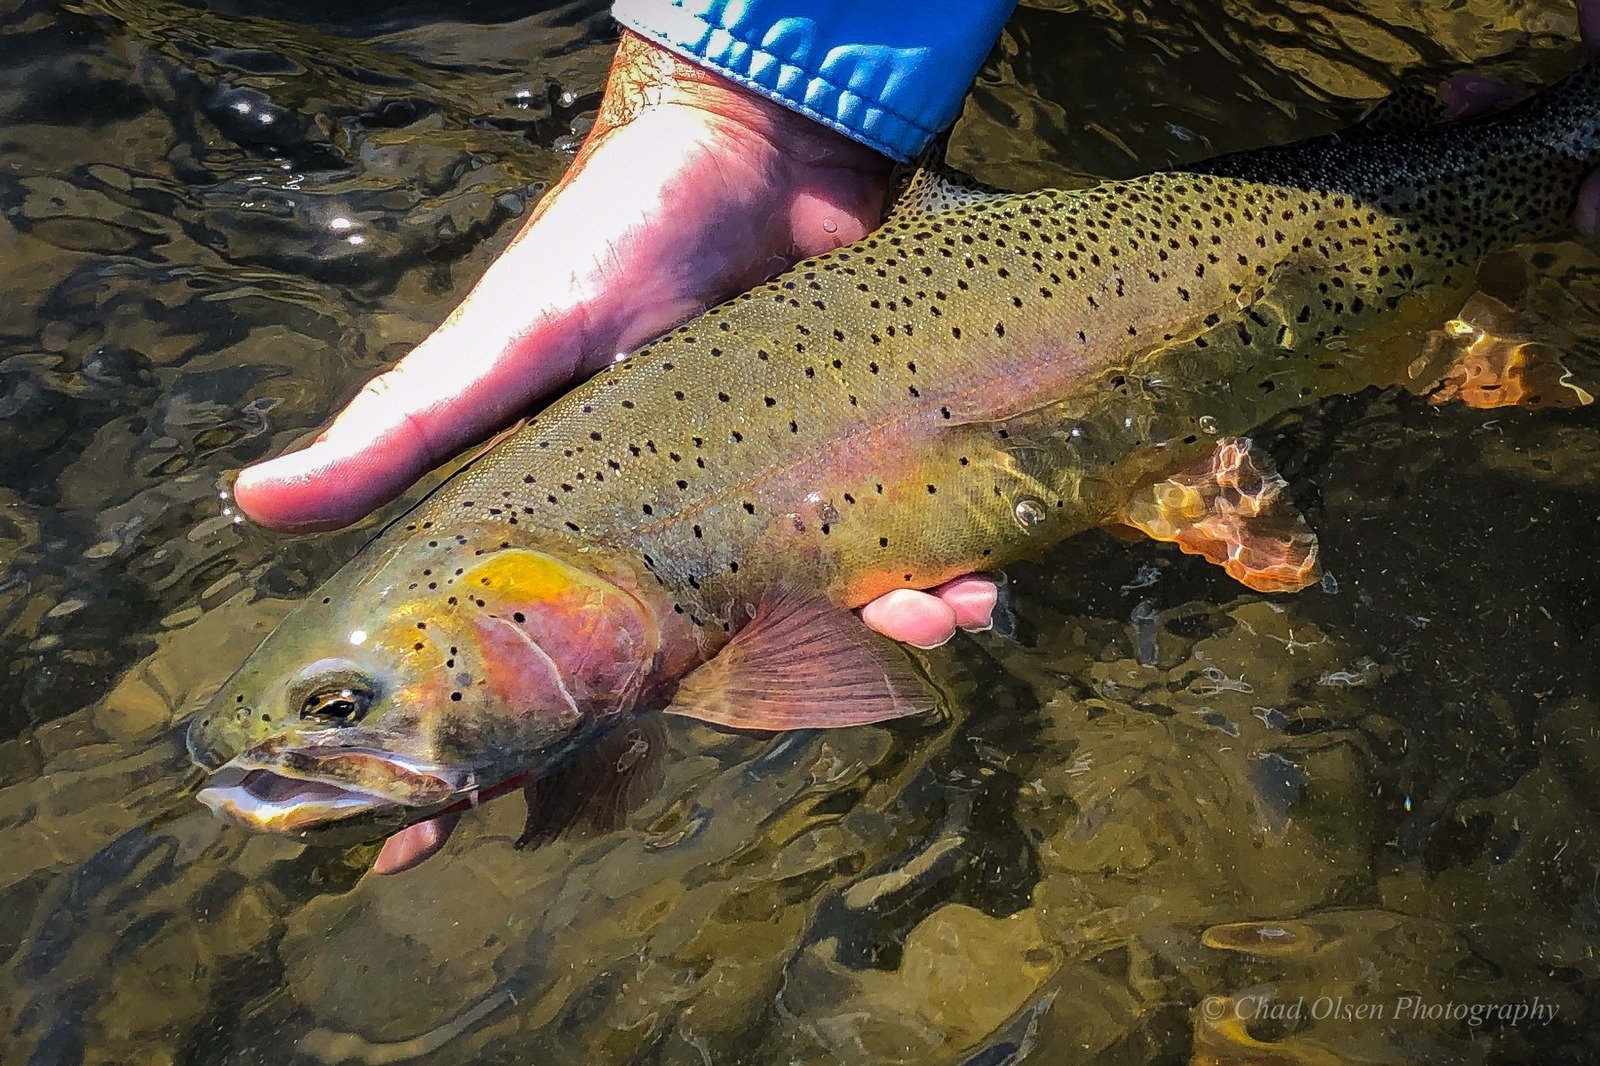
[232,30,999,648]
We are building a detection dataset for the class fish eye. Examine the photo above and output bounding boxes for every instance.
[299,686,373,724]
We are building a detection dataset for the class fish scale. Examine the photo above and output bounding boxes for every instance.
[432,59,1600,631]
[187,58,1600,841]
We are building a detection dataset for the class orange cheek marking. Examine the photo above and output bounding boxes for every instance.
[465,556,616,668]
[459,551,656,714]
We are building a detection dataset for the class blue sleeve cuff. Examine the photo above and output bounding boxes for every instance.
[612,0,1016,163]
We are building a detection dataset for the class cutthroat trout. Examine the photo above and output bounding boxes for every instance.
[188,61,1600,843]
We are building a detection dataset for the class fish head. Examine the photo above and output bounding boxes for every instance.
[187,524,680,841]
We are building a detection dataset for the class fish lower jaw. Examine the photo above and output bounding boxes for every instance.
[197,768,400,836]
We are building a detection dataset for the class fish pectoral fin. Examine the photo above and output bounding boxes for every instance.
[666,590,935,731]
[1413,291,1594,409]
[1115,437,1321,594]
[517,714,666,849]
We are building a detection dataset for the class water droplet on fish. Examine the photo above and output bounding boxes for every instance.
[349,629,368,646]
[821,218,838,234]
[1014,498,1047,528]
[1198,415,1219,434]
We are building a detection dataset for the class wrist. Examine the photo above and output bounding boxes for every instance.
[588,31,892,181]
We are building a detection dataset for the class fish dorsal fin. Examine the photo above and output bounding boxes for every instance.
[883,132,1005,224]
[666,590,934,731]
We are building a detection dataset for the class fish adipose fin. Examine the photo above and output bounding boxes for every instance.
[1414,292,1595,409]
[1115,437,1321,594]
[666,590,934,730]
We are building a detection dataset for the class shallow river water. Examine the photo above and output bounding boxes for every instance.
[3,1,1599,1063]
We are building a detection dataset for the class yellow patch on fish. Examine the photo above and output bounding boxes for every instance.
[459,550,611,601]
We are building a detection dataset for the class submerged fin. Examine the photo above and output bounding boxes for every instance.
[883,132,1004,224]
[1117,437,1320,594]
[1417,292,1594,409]
[666,590,933,731]
[516,715,665,849]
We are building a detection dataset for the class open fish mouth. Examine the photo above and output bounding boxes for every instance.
[196,745,476,840]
